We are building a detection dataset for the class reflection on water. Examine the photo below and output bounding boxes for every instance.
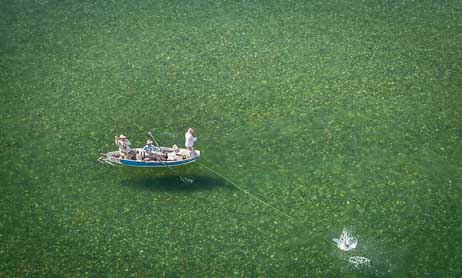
[180,176,195,183]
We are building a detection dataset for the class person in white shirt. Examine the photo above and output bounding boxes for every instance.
[115,134,132,159]
[184,128,197,156]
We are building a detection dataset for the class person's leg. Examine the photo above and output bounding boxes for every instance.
[187,147,195,157]
[129,150,136,160]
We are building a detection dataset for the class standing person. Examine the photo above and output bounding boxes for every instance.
[184,128,197,157]
[115,134,132,159]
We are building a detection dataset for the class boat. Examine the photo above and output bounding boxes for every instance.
[99,146,200,167]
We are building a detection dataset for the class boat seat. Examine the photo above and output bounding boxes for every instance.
[167,152,177,161]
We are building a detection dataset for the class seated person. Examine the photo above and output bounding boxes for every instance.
[115,134,135,159]
[142,140,160,161]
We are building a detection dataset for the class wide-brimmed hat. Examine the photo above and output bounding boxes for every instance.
[119,134,127,139]
[146,140,153,144]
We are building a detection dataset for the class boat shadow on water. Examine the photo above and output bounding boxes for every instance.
[121,175,228,192]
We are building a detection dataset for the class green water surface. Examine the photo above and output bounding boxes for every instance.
[1,0,461,276]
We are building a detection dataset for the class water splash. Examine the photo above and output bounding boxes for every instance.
[333,227,357,251]
[349,256,370,269]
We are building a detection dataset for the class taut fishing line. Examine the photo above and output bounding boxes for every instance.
[196,161,294,220]
[149,129,294,220]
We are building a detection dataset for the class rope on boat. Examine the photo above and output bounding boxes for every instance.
[196,161,294,220]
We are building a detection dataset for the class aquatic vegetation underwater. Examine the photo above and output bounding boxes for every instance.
[1,0,461,276]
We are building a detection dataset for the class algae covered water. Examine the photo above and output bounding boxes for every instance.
[1,0,461,276]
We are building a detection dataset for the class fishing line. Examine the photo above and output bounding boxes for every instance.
[196,161,295,220]
[148,130,294,219]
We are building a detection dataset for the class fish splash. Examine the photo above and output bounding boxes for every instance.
[333,227,357,251]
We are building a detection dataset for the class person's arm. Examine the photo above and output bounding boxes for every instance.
[186,133,196,142]
[115,136,119,145]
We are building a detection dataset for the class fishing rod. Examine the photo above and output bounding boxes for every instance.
[147,130,161,148]
[146,130,168,161]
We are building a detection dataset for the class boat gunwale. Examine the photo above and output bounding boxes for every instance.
[103,149,200,168]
